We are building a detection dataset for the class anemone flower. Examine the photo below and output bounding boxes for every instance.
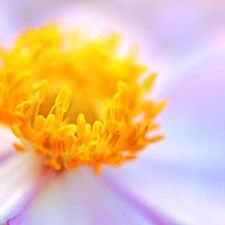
[1,3,225,225]
[0,23,169,225]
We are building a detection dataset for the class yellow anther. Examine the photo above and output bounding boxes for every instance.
[45,113,56,132]
[148,134,164,143]
[30,80,48,96]
[126,125,137,144]
[58,124,77,136]
[103,104,112,122]
[34,115,46,132]
[142,72,157,92]
[61,89,73,113]
[11,123,23,138]
[14,111,29,124]
[64,133,76,149]
[92,121,103,137]
[38,80,48,104]
[83,123,92,145]
[136,125,149,140]
[87,143,97,153]
[77,113,86,136]
[99,129,109,147]
[15,104,24,111]
[107,131,120,148]
[55,105,63,123]
[0,24,165,173]
[13,142,26,152]
[55,85,69,106]
[150,100,167,118]
[22,101,32,112]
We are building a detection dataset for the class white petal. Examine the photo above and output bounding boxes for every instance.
[102,49,225,225]
[155,47,225,167]
[8,167,173,225]
[0,128,53,224]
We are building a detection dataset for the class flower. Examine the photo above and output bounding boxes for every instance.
[0,24,166,172]
[1,1,225,224]
[0,23,168,224]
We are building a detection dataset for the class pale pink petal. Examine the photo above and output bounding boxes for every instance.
[0,136,53,224]
[102,49,225,225]
[8,167,176,225]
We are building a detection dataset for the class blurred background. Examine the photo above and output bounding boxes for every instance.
[1,1,225,225]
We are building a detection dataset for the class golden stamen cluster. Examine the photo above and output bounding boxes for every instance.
[0,24,166,173]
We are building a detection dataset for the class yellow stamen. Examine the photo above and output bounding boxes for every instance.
[13,142,26,152]
[0,24,166,173]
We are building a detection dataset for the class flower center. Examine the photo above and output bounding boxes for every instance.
[0,24,166,174]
